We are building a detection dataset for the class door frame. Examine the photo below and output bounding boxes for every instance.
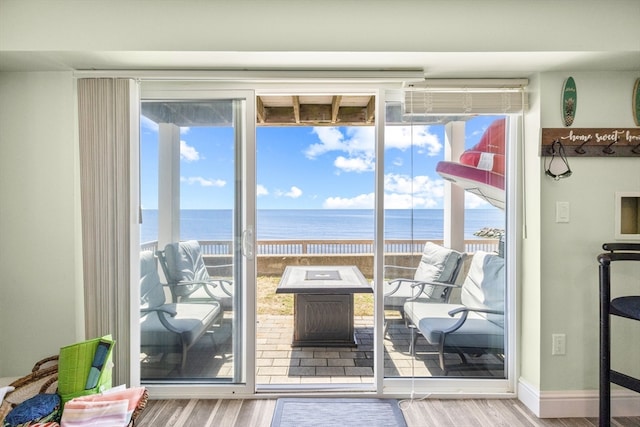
[134,81,518,398]
[137,85,257,398]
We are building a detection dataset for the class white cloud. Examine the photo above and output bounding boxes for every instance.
[257,184,269,196]
[385,125,442,156]
[343,127,376,154]
[323,193,375,209]
[305,127,348,158]
[181,176,226,187]
[383,173,445,208]
[334,155,374,173]
[180,140,201,162]
[306,127,376,160]
[276,186,303,198]
[322,173,445,209]
[305,126,440,175]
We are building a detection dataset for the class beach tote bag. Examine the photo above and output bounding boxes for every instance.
[57,335,115,404]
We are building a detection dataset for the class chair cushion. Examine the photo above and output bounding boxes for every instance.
[414,242,464,298]
[460,251,505,327]
[405,302,504,350]
[164,241,210,298]
[140,251,166,308]
[139,302,220,348]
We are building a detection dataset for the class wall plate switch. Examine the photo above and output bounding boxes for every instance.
[552,333,566,355]
[556,202,570,223]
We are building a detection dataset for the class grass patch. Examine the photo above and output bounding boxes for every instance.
[257,276,374,316]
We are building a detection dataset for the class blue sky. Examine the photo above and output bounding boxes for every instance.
[140,114,504,210]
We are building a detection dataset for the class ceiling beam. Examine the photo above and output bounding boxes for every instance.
[292,96,300,124]
[331,95,342,123]
[256,96,266,124]
[365,96,375,123]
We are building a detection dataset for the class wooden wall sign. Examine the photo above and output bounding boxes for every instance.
[541,128,640,157]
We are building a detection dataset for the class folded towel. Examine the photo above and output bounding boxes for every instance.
[60,399,128,427]
[59,387,145,427]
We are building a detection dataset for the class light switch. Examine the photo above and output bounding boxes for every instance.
[556,201,570,223]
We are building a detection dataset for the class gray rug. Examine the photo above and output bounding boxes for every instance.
[271,398,408,427]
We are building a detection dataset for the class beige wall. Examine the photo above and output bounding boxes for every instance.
[536,72,640,391]
[0,71,84,375]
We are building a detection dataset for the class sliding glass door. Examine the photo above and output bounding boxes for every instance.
[133,82,518,397]
[138,87,256,394]
[381,88,519,394]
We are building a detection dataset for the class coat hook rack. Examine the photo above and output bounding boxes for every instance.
[541,128,640,157]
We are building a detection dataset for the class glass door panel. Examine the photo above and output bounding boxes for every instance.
[139,97,252,387]
[383,97,508,380]
[255,120,375,388]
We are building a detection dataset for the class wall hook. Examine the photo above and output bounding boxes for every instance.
[602,137,619,155]
[574,140,590,154]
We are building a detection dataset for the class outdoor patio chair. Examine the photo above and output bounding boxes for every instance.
[384,242,466,334]
[139,250,222,371]
[404,250,505,374]
[157,240,234,311]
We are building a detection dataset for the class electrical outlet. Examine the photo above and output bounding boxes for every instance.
[552,334,566,355]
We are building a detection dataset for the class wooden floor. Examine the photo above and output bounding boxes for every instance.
[135,398,640,427]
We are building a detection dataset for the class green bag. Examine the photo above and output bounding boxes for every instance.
[57,335,115,403]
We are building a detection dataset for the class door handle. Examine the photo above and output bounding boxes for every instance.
[242,227,255,260]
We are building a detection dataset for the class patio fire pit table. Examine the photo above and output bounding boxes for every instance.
[276,265,373,347]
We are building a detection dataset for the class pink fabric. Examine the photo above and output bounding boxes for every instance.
[71,387,145,413]
[60,387,145,427]
[61,399,128,426]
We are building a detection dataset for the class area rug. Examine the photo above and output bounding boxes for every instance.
[271,398,408,427]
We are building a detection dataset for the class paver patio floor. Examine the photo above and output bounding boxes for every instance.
[141,314,504,382]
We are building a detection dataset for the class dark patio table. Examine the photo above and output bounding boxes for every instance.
[276,265,373,347]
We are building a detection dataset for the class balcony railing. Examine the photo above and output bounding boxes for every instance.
[141,239,500,255]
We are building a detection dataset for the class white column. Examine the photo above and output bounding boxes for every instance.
[157,123,180,248]
[444,121,466,251]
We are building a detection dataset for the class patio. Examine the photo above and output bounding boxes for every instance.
[140,241,505,383]
[141,313,505,383]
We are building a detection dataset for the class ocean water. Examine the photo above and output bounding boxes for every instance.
[141,209,504,243]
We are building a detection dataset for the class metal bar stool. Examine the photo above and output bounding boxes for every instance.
[598,243,640,427]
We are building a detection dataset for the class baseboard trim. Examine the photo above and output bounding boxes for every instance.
[518,378,640,418]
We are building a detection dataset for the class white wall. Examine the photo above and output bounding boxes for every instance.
[537,72,640,392]
[0,71,84,375]
[1,0,639,55]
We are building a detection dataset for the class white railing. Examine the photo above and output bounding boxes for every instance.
[143,239,500,255]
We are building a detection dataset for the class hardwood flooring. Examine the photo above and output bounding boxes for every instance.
[135,398,640,426]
